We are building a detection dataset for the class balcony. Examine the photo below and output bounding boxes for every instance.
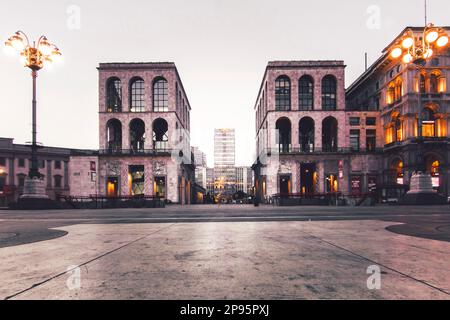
[262,147,383,156]
[99,148,172,156]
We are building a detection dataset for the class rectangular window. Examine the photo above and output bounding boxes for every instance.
[0,176,5,193]
[18,158,25,168]
[154,176,166,198]
[350,176,362,195]
[349,117,360,126]
[18,175,25,187]
[366,117,376,126]
[129,165,145,196]
[55,160,62,170]
[366,129,376,152]
[350,130,360,151]
[54,176,62,188]
[0,157,5,166]
[39,160,45,169]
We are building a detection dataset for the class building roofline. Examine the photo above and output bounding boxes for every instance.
[347,26,450,95]
[254,60,346,110]
[97,62,176,70]
[98,62,192,111]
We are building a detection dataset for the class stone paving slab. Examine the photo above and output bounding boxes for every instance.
[0,221,449,300]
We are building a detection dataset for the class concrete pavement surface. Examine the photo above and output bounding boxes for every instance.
[0,205,449,299]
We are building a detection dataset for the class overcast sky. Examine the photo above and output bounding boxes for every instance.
[1,0,449,167]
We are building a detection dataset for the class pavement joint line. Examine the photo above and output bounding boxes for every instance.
[293,225,450,296]
[0,213,448,222]
[3,223,177,300]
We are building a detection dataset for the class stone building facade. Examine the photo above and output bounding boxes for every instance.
[72,62,195,204]
[254,27,450,202]
[0,137,73,206]
[253,61,384,200]
[346,27,450,200]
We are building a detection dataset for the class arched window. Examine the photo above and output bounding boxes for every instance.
[425,155,441,188]
[395,117,403,142]
[106,119,122,152]
[275,76,291,111]
[391,158,404,185]
[130,78,145,112]
[386,84,395,105]
[421,107,436,137]
[429,71,442,94]
[129,119,145,152]
[299,75,314,110]
[299,117,315,152]
[419,74,426,93]
[394,78,403,101]
[322,75,337,111]
[275,117,291,153]
[153,118,169,150]
[322,116,338,152]
[106,78,122,112]
[153,77,168,112]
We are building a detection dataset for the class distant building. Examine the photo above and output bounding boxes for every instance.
[214,128,236,195]
[0,137,94,206]
[206,167,215,195]
[235,166,253,194]
[192,146,207,189]
[191,146,207,167]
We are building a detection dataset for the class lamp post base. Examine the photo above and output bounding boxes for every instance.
[16,177,57,210]
[401,172,446,205]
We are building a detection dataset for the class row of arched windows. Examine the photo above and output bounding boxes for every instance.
[417,70,446,94]
[275,116,338,153]
[385,105,447,144]
[106,77,169,113]
[106,118,169,152]
[274,75,338,111]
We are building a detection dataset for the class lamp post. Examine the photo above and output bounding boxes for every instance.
[4,31,62,204]
[5,31,62,179]
[389,24,449,204]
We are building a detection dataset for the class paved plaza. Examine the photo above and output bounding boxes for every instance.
[0,205,449,299]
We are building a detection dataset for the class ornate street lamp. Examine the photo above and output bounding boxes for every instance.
[390,24,448,148]
[4,31,62,203]
[5,31,62,179]
[389,24,448,204]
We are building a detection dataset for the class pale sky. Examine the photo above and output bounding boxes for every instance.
[1,0,449,167]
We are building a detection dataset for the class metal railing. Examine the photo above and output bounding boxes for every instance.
[261,147,383,155]
[99,148,173,156]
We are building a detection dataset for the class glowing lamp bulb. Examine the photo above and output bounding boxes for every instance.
[4,41,15,55]
[19,53,27,66]
[402,37,414,49]
[424,48,433,59]
[11,35,25,51]
[437,35,449,47]
[402,53,413,64]
[426,30,439,43]
[39,40,53,56]
[391,47,403,59]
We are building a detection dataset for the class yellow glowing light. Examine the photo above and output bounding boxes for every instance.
[402,37,414,49]
[10,35,25,51]
[19,53,27,66]
[38,39,52,55]
[402,53,413,63]
[426,30,439,43]
[391,47,403,59]
[4,41,15,55]
[437,35,449,47]
[424,48,433,59]
[51,49,63,63]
